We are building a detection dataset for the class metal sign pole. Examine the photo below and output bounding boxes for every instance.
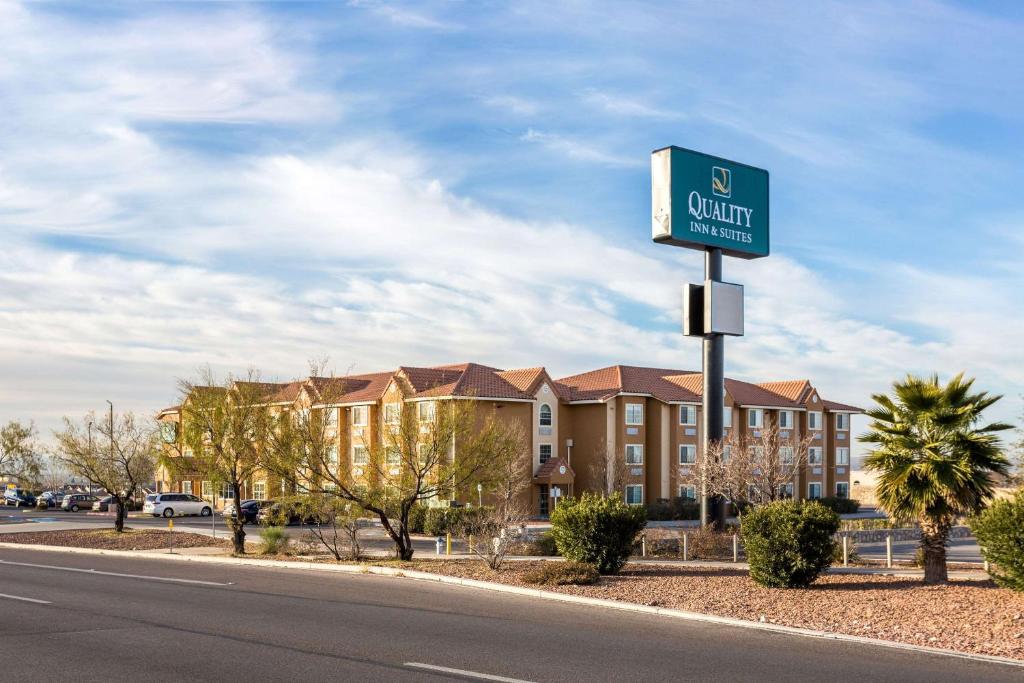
[702,248,725,528]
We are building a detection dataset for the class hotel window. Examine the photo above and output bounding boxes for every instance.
[539,444,552,464]
[808,482,822,500]
[836,413,850,430]
[417,401,435,423]
[808,411,822,430]
[678,485,696,501]
[539,404,553,427]
[181,481,192,495]
[779,446,794,465]
[748,445,765,461]
[351,405,368,427]
[327,444,339,467]
[808,447,823,465]
[722,445,732,463]
[384,403,401,425]
[201,481,212,499]
[352,445,369,465]
[747,408,763,429]
[778,483,794,499]
[836,482,850,499]
[723,406,733,429]
[778,410,793,429]
[386,447,401,466]
[625,403,644,425]
[625,485,643,506]
[679,444,696,465]
[679,405,696,426]
[836,447,850,466]
[219,483,234,500]
[625,444,644,465]
[253,481,267,500]
[324,408,338,428]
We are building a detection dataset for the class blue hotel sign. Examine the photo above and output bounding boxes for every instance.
[651,146,769,259]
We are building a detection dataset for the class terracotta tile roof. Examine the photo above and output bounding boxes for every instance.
[308,373,393,404]
[757,380,813,403]
[823,399,863,413]
[555,365,804,408]
[532,456,575,483]
[396,363,539,400]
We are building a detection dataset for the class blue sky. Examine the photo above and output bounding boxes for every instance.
[1,0,1022,456]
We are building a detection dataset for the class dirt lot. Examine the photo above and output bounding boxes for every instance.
[0,528,229,551]
[402,559,1024,660]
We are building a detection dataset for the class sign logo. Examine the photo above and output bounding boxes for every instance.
[712,166,731,198]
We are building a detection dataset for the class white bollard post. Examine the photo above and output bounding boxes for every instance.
[885,533,893,569]
[641,534,647,558]
[683,532,689,562]
[842,535,849,568]
[435,536,443,556]
[732,533,738,563]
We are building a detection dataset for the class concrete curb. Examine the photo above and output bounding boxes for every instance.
[1,541,1020,670]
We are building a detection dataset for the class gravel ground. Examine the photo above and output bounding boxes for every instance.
[0,528,229,550]
[402,559,1024,660]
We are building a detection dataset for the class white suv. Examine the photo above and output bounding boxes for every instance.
[143,493,213,518]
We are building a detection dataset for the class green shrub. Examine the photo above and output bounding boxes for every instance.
[522,561,599,586]
[817,497,861,514]
[407,505,427,534]
[645,499,674,521]
[259,526,289,555]
[741,501,839,588]
[673,498,701,520]
[549,493,646,575]
[970,491,1024,591]
[509,531,559,556]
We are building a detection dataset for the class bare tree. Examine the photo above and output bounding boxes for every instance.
[285,494,366,561]
[264,368,527,561]
[0,421,41,486]
[167,368,274,554]
[457,423,531,570]
[36,454,72,493]
[680,423,813,515]
[585,437,628,496]
[54,412,158,532]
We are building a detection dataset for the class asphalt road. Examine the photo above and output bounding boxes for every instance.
[0,547,1018,682]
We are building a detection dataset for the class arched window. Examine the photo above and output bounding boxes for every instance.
[539,403,552,427]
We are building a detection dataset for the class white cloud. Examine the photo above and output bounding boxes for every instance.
[520,128,643,168]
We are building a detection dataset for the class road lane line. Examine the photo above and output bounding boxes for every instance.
[0,559,233,586]
[404,662,536,682]
[0,592,51,604]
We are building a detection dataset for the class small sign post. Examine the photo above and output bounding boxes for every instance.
[652,146,769,527]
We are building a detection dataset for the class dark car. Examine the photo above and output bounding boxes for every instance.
[4,488,36,508]
[61,493,99,512]
[38,491,66,508]
[257,501,319,526]
[232,499,273,524]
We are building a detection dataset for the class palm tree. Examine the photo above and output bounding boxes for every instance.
[861,373,1011,584]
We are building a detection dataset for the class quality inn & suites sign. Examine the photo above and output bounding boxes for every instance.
[651,146,769,258]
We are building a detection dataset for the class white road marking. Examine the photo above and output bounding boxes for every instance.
[404,662,536,682]
[0,592,51,605]
[0,559,233,586]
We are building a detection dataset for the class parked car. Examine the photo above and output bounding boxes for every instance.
[38,491,66,508]
[4,488,37,508]
[230,499,273,524]
[61,493,99,512]
[257,500,319,526]
[143,493,213,518]
[92,495,137,512]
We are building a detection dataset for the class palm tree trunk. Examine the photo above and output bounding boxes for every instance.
[919,518,950,584]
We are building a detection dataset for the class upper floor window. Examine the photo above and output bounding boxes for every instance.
[625,403,644,426]
[625,485,643,506]
[722,445,732,463]
[326,444,339,466]
[679,405,697,426]
[625,444,644,465]
[808,447,823,465]
[539,403,553,427]
[386,447,401,466]
[808,411,823,430]
[779,446,794,465]
[539,444,552,463]
[723,406,733,429]
[747,408,763,429]
[835,413,850,430]
[324,409,338,428]
[679,444,696,465]
[417,401,435,423]
[351,405,368,427]
[384,403,401,425]
[836,447,850,466]
[778,410,793,429]
[352,445,369,465]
